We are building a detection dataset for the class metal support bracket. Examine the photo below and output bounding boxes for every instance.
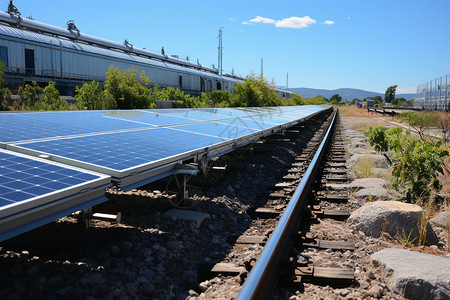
[77,207,121,229]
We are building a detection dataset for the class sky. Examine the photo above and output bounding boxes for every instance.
[8,0,450,94]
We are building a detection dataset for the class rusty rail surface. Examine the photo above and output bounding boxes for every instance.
[237,109,338,300]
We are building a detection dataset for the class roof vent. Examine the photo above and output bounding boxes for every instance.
[7,0,20,16]
[67,20,80,38]
[124,39,133,51]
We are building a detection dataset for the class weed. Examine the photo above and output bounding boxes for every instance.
[349,188,360,198]
[354,155,375,179]
[418,196,437,246]
[396,228,418,247]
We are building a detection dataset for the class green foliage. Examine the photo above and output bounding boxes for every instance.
[291,94,305,105]
[373,95,383,105]
[159,87,207,108]
[35,82,68,111]
[392,97,407,107]
[384,85,397,103]
[207,90,231,107]
[17,81,67,111]
[104,66,153,109]
[367,125,449,201]
[367,126,389,152]
[0,61,11,111]
[329,93,342,104]
[230,74,280,107]
[396,112,439,141]
[351,98,359,105]
[18,81,43,110]
[75,81,116,110]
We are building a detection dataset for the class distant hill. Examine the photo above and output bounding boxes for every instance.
[279,87,414,101]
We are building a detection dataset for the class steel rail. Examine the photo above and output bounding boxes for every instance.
[237,109,338,300]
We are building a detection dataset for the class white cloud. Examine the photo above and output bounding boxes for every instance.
[323,20,335,25]
[229,17,235,21]
[249,16,276,24]
[244,15,316,29]
[275,16,316,28]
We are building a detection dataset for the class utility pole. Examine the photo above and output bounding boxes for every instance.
[260,58,263,78]
[218,27,223,75]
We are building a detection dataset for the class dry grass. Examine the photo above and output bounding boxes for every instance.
[354,155,375,179]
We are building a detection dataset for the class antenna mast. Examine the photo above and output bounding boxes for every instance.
[218,27,223,75]
[261,58,263,78]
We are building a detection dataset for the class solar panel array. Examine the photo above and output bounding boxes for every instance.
[0,105,329,241]
[0,149,110,241]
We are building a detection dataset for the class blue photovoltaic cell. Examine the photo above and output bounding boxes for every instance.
[0,111,151,143]
[0,150,104,206]
[101,110,202,127]
[171,121,259,140]
[1,105,328,181]
[215,117,277,131]
[17,127,229,172]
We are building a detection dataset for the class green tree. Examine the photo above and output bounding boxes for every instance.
[373,95,383,105]
[385,85,397,103]
[0,61,11,111]
[230,74,280,107]
[34,82,68,111]
[329,94,342,103]
[104,66,153,109]
[75,81,116,110]
[19,81,43,110]
[301,95,328,105]
[291,94,305,105]
[207,90,231,107]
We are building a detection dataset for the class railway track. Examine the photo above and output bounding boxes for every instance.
[193,108,362,299]
[1,107,368,299]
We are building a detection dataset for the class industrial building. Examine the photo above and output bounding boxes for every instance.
[0,2,292,99]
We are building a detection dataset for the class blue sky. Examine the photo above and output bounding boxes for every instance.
[11,0,450,94]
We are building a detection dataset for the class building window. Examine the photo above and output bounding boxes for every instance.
[0,46,8,66]
[25,49,35,75]
[179,75,183,88]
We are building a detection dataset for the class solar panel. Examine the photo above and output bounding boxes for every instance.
[0,105,330,242]
[1,106,328,186]
[0,149,111,241]
[9,126,230,177]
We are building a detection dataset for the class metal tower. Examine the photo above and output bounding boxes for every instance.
[286,73,289,89]
[218,27,223,75]
[261,58,263,78]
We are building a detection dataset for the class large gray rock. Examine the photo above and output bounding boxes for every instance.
[327,178,388,190]
[430,210,448,228]
[353,187,389,200]
[348,201,437,244]
[350,178,388,189]
[371,248,450,300]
